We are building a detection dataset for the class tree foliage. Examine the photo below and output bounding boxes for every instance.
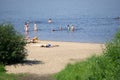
[0,24,27,65]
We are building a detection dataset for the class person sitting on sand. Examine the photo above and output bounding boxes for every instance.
[30,36,38,43]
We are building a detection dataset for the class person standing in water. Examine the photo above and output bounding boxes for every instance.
[24,22,30,40]
[24,22,29,32]
[34,22,38,31]
[71,25,75,32]
[67,25,70,31]
[33,22,38,42]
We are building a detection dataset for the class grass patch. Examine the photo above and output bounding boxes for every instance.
[55,56,115,80]
[55,30,120,80]
[0,73,24,80]
[0,64,27,80]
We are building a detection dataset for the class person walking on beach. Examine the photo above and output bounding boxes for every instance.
[34,22,38,31]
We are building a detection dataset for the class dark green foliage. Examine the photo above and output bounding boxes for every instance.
[0,24,27,65]
[0,64,5,72]
[55,30,120,80]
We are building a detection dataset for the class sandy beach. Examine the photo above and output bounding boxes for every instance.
[5,40,105,75]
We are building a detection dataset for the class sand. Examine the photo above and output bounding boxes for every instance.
[5,40,105,75]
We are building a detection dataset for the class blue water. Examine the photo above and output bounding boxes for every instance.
[0,0,120,43]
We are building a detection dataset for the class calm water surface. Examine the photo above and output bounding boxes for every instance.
[0,0,120,43]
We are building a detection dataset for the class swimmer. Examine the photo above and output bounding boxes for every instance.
[48,18,52,23]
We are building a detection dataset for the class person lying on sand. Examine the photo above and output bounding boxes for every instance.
[40,44,59,48]
[30,43,59,48]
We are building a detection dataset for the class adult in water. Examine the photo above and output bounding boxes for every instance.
[71,25,75,32]
[24,22,29,32]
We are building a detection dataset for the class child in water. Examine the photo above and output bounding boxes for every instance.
[34,22,38,31]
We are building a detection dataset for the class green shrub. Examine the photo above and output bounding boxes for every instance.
[0,24,27,65]
[105,31,120,61]
[0,64,5,73]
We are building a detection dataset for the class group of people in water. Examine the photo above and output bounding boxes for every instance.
[24,21,38,42]
[24,18,53,32]
[52,25,75,32]
[24,22,38,32]
[24,18,75,32]
[24,18,75,42]
[67,24,75,32]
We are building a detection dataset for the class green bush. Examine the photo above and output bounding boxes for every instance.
[0,24,27,65]
[55,30,120,80]
[103,30,120,80]
[104,31,120,61]
[0,64,5,73]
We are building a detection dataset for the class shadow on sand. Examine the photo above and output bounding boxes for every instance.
[21,60,44,66]
[18,74,56,80]
[6,60,44,66]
